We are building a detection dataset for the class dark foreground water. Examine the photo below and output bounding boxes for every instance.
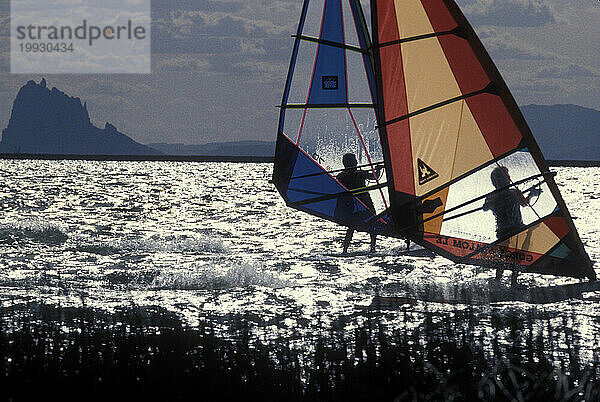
[0,160,599,400]
[1,303,599,401]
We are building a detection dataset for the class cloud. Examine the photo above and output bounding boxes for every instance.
[78,78,153,98]
[151,0,242,13]
[535,64,598,79]
[151,7,293,77]
[478,29,555,60]
[462,0,555,27]
[152,12,261,55]
[149,0,300,56]
[165,97,197,108]
[153,34,242,55]
[508,79,565,107]
[487,41,547,60]
[513,80,562,94]
[153,54,210,72]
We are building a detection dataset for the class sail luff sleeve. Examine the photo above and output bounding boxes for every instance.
[371,0,421,235]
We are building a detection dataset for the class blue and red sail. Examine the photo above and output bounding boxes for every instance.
[273,0,392,235]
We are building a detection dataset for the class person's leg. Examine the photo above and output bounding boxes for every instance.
[510,268,519,288]
[343,228,354,254]
[495,266,504,281]
[370,233,376,253]
[405,239,410,250]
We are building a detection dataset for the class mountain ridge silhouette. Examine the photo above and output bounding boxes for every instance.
[520,104,600,161]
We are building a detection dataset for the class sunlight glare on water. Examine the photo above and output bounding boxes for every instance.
[0,159,598,353]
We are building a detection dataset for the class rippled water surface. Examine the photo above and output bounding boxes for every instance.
[0,160,599,352]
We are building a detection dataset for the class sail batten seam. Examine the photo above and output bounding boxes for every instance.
[294,34,368,54]
[377,82,497,128]
[375,27,466,49]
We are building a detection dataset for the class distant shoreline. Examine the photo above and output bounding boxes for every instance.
[546,160,600,167]
[0,153,598,167]
[0,153,274,163]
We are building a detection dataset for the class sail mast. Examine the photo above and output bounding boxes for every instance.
[275,0,310,145]
[370,0,420,233]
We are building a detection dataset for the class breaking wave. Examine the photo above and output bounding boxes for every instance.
[0,219,68,245]
[151,263,289,290]
[72,234,227,255]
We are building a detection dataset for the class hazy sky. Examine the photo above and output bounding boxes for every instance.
[0,0,598,145]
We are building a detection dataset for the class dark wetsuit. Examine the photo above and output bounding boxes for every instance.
[336,169,376,213]
[482,188,526,240]
[335,167,378,253]
[482,187,527,285]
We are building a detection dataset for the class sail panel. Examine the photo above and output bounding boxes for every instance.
[287,42,375,106]
[392,0,437,38]
[419,0,457,32]
[500,219,564,255]
[436,151,558,243]
[308,1,348,105]
[348,0,377,104]
[407,100,495,196]
[375,1,415,197]
[465,94,523,157]
[450,101,496,178]
[289,107,390,216]
[341,0,362,47]
[386,121,415,197]
[544,216,570,239]
[301,0,329,38]
[418,213,588,278]
[275,134,376,226]
[307,41,348,105]
[422,187,449,234]
[401,38,462,114]
[435,35,493,96]
[420,235,544,266]
[286,41,318,105]
[346,47,375,104]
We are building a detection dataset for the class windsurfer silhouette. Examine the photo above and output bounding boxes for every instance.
[335,153,382,254]
[483,166,541,286]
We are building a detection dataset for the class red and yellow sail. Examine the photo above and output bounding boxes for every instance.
[371,0,595,279]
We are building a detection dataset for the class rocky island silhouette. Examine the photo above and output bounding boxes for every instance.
[0,79,161,156]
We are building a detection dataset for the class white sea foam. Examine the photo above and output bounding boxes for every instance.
[0,218,68,244]
[150,263,289,290]
[72,234,227,255]
[117,236,228,253]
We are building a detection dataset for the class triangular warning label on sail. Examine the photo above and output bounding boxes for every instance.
[417,159,439,185]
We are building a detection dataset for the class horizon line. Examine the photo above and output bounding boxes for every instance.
[0,153,598,167]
